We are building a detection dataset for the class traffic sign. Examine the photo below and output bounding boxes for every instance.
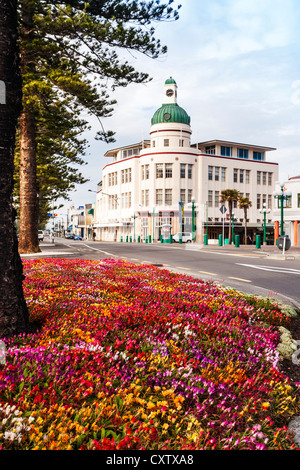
[220,205,227,214]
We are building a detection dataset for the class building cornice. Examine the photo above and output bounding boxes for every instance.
[102,150,199,171]
[200,153,279,165]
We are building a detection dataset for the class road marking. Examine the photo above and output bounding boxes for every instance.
[228,276,252,283]
[81,243,117,257]
[176,266,189,270]
[198,271,217,276]
[236,263,300,275]
[130,258,139,261]
[201,250,265,258]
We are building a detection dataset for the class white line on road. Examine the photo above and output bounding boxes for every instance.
[81,243,117,257]
[236,263,300,275]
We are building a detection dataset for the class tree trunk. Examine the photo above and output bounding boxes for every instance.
[18,110,40,253]
[18,0,40,254]
[244,207,248,244]
[0,0,29,338]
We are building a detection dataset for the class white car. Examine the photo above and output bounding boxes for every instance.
[38,230,44,241]
[172,232,192,243]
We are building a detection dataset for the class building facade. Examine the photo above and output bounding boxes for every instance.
[273,176,300,247]
[94,77,279,244]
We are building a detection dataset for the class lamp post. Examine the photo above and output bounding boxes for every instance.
[259,203,271,244]
[273,184,292,236]
[191,197,196,242]
[132,212,138,242]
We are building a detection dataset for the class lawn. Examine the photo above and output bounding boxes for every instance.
[0,258,299,450]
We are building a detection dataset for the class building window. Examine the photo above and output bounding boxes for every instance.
[205,145,216,154]
[188,189,192,203]
[121,168,131,183]
[180,164,186,178]
[221,167,226,182]
[188,164,192,179]
[121,192,131,208]
[253,151,264,160]
[245,170,250,184]
[141,190,149,206]
[164,139,169,147]
[208,166,213,181]
[156,189,163,205]
[180,189,185,203]
[221,146,232,157]
[165,163,173,178]
[268,172,272,185]
[238,148,249,159]
[141,165,149,180]
[165,189,172,206]
[215,167,219,181]
[257,171,261,185]
[298,193,300,208]
[262,172,266,185]
[152,140,156,147]
[156,164,163,178]
[179,139,184,147]
[208,190,213,208]
[233,168,238,183]
[214,191,219,207]
[257,194,261,210]
[240,169,244,183]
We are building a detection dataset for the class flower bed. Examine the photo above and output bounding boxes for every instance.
[0,258,299,450]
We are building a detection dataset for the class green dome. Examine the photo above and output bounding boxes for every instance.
[151,103,190,126]
[165,77,177,85]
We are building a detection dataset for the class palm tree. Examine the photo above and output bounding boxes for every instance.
[238,197,252,244]
[0,0,29,338]
[220,189,240,244]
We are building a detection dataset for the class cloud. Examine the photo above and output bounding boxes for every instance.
[59,0,300,212]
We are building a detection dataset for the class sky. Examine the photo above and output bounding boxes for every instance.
[57,0,300,223]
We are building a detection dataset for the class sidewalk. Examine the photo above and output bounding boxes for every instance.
[191,242,300,259]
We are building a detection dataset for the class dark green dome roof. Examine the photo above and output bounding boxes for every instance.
[151,103,190,126]
[165,77,177,85]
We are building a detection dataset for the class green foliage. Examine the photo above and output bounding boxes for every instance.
[14,0,181,225]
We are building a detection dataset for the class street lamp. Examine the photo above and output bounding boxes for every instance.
[132,212,138,242]
[273,184,292,236]
[259,203,271,244]
[191,197,196,242]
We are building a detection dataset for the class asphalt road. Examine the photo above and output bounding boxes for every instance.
[24,238,300,309]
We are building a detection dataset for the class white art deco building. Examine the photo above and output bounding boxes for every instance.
[94,77,279,244]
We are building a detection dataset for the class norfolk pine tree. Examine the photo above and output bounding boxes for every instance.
[0,0,29,338]
[17,0,181,253]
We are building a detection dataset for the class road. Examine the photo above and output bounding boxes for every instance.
[25,238,300,309]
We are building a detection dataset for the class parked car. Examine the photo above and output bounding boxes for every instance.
[65,232,74,239]
[38,230,44,241]
[172,232,192,243]
[74,235,82,240]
